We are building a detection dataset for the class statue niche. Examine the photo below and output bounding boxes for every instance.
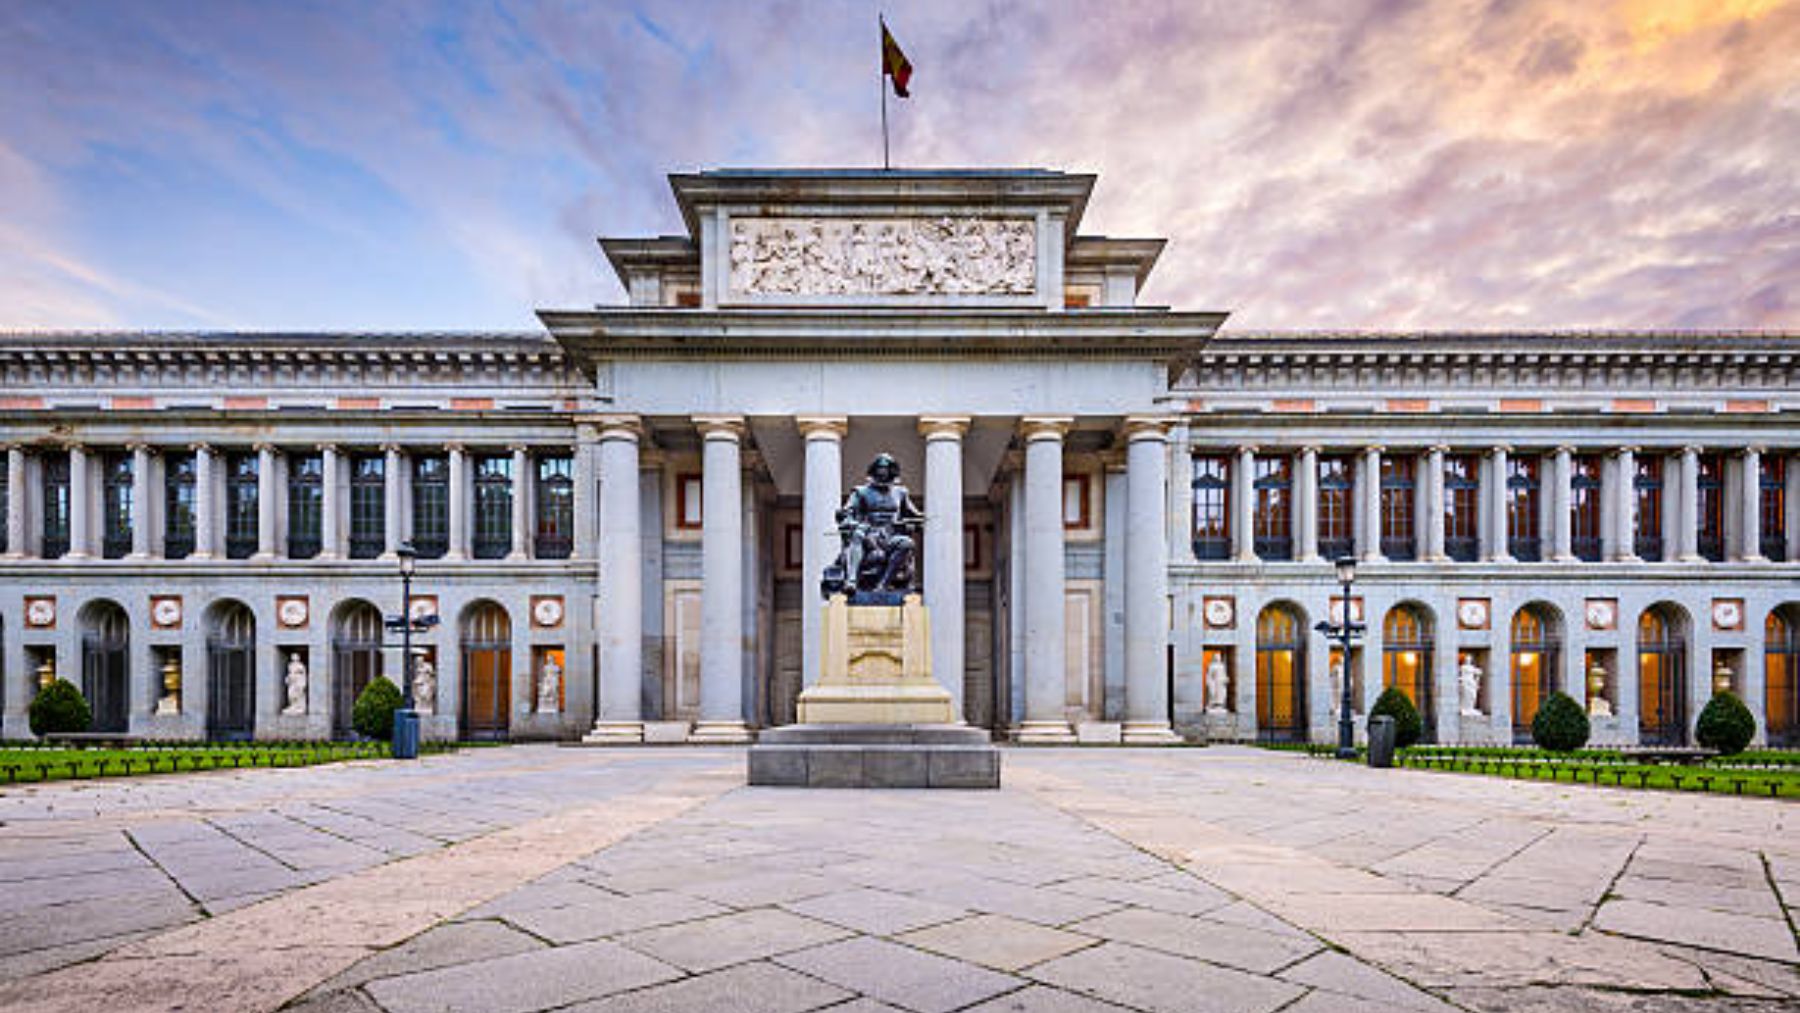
[821,453,925,604]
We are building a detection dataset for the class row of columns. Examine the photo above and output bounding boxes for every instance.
[1205,444,1786,565]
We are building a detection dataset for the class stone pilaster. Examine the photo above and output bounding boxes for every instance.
[1296,445,1320,562]
[1424,445,1448,561]
[381,443,403,559]
[920,415,970,720]
[128,443,152,559]
[1359,445,1384,563]
[1167,421,1198,565]
[1740,446,1765,562]
[66,443,90,559]
[1485,445,1512,563]
[1550,445,1575,562]
[508,444,530,560]
[691,415,751,742]
[445,443,468,561]
[1122,416,1178,744]
[1677,445,1702,562]
[253,443,277,560]
[192,443,216,560]
[318,444,341,559]
[1233,445,1257,563]
[1018,416,1075,744]
[1610,446,1639,562]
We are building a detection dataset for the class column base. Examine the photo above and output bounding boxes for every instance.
[1121,721,1182,745]
[125,551,151,561]
[445,551,468,562]
[250,551,276,562]
[1014,720,1076,745]
[1677,553,1705,563]
[1739,554,1769,564]
[1610,553,1641,564]
[1550,553,1577,563]
[688,720,753,744]
[317,551,341,561]
[506,550,529,561]
[582,721,644,744]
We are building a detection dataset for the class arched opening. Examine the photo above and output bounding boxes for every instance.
[461,601,511,740]
[1768,606,1800,747]
[80,601,130,733]
[1383,604,1435,743]
[1255,603,1307,742]
[206,601,256,740]
[1638,604,1689,746]
[331,600,385,739]
[1510,604,1560,743]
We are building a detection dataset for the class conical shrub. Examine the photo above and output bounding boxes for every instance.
[351,677,404,741]
[1695,691,1755,756]
[1369,686,1423,748]
[28,678,92,737]
[1531,690,1590,752]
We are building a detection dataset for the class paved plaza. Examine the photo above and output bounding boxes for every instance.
[0,747,1794,1013]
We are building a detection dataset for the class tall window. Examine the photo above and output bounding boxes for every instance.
[41,454,70,558]
[411,454,449,559]
[224,452,259,560]
[1635,457,1664,561]
[1697,453,1724,562]
[1507,456,1541,562]
[286,453,323,560]
[1383,605,1434,741]
[101,452,133,559]
[165,452,196,559]
[1510,606,1559,744]
[1571,454,1603,562]
[1762,456,1787,561]
[1191,455,1230,560]
[535,455,574,560]
[472,454,513,559]
[1767,607,1799,747]
[1380,455,1416,561]
[1443,454,1479,562]
[349,455,385,559]
[1316,455,1353,561]
[1255,605,1306,742]
[1252,455,1293,561]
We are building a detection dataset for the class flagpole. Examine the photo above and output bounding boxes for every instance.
[879,15,890,170]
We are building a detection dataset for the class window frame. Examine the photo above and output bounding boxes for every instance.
[1443,453,1480,562]
[1379,454,1416,561]
[349,454,385,560]
[101,451,133,560]
[411,454,450,559]
[224,452,259,560]
[1191,454,1230,560]
[1506,455,1542,562]
[471,453,513,560]
[1252,455,1293,561]
[1316,454,1354,562]
[534,454,574,560]
[164,452,196,559]
[1570,454,1603,562]
[286,452,324,561]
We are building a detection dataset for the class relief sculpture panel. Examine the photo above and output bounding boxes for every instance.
[728,216,1036,297]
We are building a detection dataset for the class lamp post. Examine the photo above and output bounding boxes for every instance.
[1333,555,1359,760]
[392,541,421,759]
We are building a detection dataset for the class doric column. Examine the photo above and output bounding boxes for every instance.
[1233,445,1257,562]
[1484,445,1512,562]
[128,443,152,559]
[445,443,468,561]
[318,444,341,559]
[1295,445,1321,562]
[1019,416,1075,743]
[691,416,751,742]
[2,445,23,559]
[1676,445,1702,562]
[798,416,847,691]
[66,443,91,558]
[1550,445,1575,561]
[381,444,403,559]
[1424,445,1448,561]
[1359,445,1384,562]
[589,417,644,742]
[192,444,216,559]
[921,416,970,719]
[1123,417,1179,743]
[1610,446,1638,562]
[253,443,277,560]
[1740,446,1765,562]
[1167,422,1198,565]
[508,444,530,560]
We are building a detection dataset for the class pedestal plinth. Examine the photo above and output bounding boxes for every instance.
[796,594,953,724]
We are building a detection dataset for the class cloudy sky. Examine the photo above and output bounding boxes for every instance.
[2,0,1795,332]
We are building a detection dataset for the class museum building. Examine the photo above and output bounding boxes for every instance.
[1,167,1796,749]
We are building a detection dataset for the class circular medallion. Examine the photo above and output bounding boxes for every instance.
[1457,599,1488,629]
[1584,600,1615,630]
[152,598,183,628]
[533,597,564,628]
[278,598,309,628]
[1712,600,1743,630]
[1203,598,1234,628]
[25,598,55,628]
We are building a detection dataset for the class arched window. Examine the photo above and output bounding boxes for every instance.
[331,601,385,739]
[1767,607,1799,747]
[1255,604,1306,742]
[80,601,130,733]
[207,601,256,740]
[1511,605,1559,743]
[1383,605,1435,742]
[461,602,512,740]
[1639,605,1689,746]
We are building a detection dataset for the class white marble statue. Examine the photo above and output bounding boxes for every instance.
[538,657,562,714]
[1328,660,1345,722]
[1204,655,1230,714]
[1458,655,1484,717]
[282,653,307,715]
[412,657,436,715]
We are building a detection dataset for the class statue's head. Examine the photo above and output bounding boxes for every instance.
[867,453,900,483]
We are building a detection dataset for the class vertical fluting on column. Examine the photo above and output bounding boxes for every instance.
[588,416,644,742]
[1360,446,1384,563]
[508,444,530,560]
[66,443,90,558]
[1424,445,1448,561]
[691,415,751,742]
[2,446,24,558]
[253,443,277,560]
[1233,445,1257,562]
[1167,421,1197,565]
[128,443,152,559]
[1611,446,1639,562]
[445,443,468,561]
[1296,445,1321,562]
[1122,416,1179,743]
[319,444,341,559]
[1018,416,1076,743]
[920,416,970,720]
[192,444,216,559]
[1550,445,1575,561]
[1485,445,1512,562]
[381,444,403,559]
[1677,445,1702,561]
[1740,446,1764,562]
[798,417,847,692]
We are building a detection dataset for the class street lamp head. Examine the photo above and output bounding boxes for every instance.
[1334,556,1357,585]
[396,540,417,578]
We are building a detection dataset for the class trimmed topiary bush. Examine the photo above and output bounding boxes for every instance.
[29,678,93,737]
[1695,691,1756,756]
[351,677,404,741]
[1531,690,1590,752]
[1369,686,1423,748]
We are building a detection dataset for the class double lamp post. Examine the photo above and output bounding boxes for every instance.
[385,541,437,759]
[1313,556,1364,759]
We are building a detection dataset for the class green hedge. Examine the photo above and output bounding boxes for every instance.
[29,679,92,737]
[352,677,404,741]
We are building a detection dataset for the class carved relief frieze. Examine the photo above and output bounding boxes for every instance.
[727,216,1036,297]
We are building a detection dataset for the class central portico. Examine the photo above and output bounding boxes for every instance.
[539,169,1223,744]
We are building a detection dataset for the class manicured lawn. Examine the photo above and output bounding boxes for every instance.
[0,742,459,784]
[1281,742,1800,799]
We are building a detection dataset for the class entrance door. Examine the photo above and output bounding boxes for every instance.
[461,602,511,739]
[81,602,130,733]
[207,602,256,740]
[1256,604,1307,742]
[1638,605,1688,746]
[331,602,384,738]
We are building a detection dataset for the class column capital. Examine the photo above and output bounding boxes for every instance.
[444,441,467,454]
[797,415,849,440]
[1743,444,1766,457]
[694,414,746,441]
[380,442,404,454]
[1682,444,1703,457]
[1489,444,1512,455]
[917,415,971,441]
[1611,444,1639,458]
[1019,416,1073,442]
[507,443,530,455]
[1554,444,1577,457]
[314,442,338,455]
[61,440,87,453]
[253,442,277,454]
[1099,448,1128,472]
[126,442,154,455]
[1119,414,1174,443]
[1362,444,1385,456]
[1236,444,1259,457]
[1298,444,1322,457]
[1427,443,1450,456]
[189,442,212,454]
[592,414,644,442]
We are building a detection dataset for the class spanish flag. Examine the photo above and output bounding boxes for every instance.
[882,19,912,98]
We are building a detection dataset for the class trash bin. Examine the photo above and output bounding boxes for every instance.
[1367,715,1396,768]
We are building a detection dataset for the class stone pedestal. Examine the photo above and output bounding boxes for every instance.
[795,594,954,724]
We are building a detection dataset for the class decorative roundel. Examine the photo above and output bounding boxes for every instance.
[1203,598,1234,628]
[1584,600,1616,630]
[277,598,309,628]
[533,597,565,628]
[152,598,183,628]
[25,598,55,628]
[1457,599,1489,629]
[1712,600,1743,630]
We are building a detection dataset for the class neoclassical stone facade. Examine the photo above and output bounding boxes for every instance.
[1,168,1795,748]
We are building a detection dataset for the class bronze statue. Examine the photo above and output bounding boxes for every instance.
[822,453,925,600]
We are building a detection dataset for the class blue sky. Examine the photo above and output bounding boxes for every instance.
[1,0,1795,331]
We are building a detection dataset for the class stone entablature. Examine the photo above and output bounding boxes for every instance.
[727,216,1036,297]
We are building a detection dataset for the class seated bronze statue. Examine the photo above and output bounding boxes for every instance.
[821,453,925,601]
